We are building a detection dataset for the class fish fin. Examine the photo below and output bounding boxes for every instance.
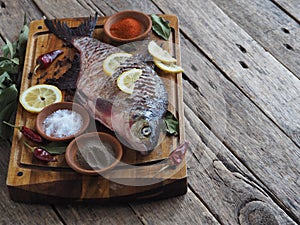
[96,98,112,115]
[95,98,113,129]
[44,12,98,42]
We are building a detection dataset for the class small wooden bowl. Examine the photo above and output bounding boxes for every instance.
[65,132,123,175]
[104,10,152,43]
[36,102,90,142]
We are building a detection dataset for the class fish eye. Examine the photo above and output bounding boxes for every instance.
[141,126,152,137]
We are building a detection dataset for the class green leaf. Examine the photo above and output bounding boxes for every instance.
[0,56,10,61]
[0,101,17,138]
[0,84,18,139]
[151,14,171,40]
[17,24,29,52]
[0,72,13,89]
[0,15,29,140]
[164,111,179,136]
[0,60,18,74]
[1,44,11,58]
[42,141,69,155]
[0,83,18,105]
[10,58,19,65]
[4,38,15,59]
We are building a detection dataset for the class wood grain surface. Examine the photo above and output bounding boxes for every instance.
[211,0,300,79]
[273,0,300,21]
[0,0,299,224]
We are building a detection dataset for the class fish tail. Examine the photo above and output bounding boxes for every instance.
[44,12,98,42]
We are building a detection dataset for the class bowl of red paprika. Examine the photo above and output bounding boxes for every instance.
[104,10,152,43]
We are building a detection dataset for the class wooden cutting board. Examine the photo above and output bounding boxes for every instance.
[6,14,187,203]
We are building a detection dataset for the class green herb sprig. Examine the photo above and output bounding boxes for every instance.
[0,15,29,139]
[41,141,68,155]
[164,111,179,136]
[151,14,171,41]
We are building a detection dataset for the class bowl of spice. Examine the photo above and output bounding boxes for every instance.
[36,102,90,142]
[65,132,123,175]
[104,10,152,43]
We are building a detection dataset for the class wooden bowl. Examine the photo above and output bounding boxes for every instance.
[36,102,90,142]
[104,10,152,43]
[65,132,123,175]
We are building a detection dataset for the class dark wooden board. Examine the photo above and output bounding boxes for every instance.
[6,14,187,203]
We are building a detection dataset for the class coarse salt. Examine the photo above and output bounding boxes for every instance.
[42,109,83,138]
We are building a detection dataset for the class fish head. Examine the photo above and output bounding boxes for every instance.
[113,112,166,155]
[130,116,165,153]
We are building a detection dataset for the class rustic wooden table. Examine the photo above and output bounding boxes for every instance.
[0,0,299,224]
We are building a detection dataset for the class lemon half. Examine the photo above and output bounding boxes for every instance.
[148,40,176,63]
[103,52,132,76]
[19,84,62,113]
[117,69,142,94]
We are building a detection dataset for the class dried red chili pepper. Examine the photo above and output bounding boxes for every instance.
[3,121,43,143]
[33,49,63,75]
[23,142,57,162]
[168,141,189,166]
[155,141,189,175]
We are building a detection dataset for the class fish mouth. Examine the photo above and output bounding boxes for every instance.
[114,131,156,154]
[129,142,153,155]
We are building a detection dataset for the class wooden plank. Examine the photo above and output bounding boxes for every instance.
[0,140,64,224]
[130,189,220,225]
[0,0,42,40]
[87,0,161,15]
[33,0,102,18]
[273,0,300,21]
[33,0,161,18]
[179,34,300,222]
[55,202,144,225]
[184,107,297,225]
[56,188,221,225]
[152,0,300,152]
[155,0,300,146]
[210,0,300,79]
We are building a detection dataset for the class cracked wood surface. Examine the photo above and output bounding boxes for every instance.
[0,0,299,224]
[210,0,300,79]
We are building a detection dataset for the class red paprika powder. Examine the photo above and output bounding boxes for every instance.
[110,17,143,39]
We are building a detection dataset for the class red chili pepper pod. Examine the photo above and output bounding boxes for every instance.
[155,141,189,176]
[3,121,43,143]
[168,141,189,166]
[33,49,63,75]
[23,142,57,162]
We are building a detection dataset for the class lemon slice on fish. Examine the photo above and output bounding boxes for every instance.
[19,84,62,113]
[103,52,132,76]
[148,40,177,63]
[154,59,184,73]
[117,69,143,94]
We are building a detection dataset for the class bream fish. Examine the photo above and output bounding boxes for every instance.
[44,14,168,154]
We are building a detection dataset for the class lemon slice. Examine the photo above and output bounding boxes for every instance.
[117,68,143,94]
[148,40,176,63]
[103,52,132,76]
[154,60,184,73]
[19,84,62,113]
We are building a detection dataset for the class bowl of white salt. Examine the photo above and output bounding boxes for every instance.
[36,102,90,142]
